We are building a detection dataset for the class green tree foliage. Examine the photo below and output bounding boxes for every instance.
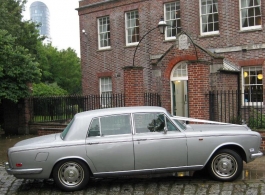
[32,83,68,96]
[35,44,82,95]
[0,0,42,102]
[0,0,81,99]
[0,30,41,102]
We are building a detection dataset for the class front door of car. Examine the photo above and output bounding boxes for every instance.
[133,113,187,170]
[85,114,134,173]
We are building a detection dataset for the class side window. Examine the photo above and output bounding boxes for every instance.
[166,117,178,131]
[101,114,131,136]
[88,118,100,137]
[134,113,165,133]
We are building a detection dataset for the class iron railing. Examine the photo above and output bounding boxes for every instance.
[29,93,161,123]
[207,90,265,129]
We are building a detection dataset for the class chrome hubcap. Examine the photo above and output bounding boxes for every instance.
[212,153,238,178]
[58,162,84,186]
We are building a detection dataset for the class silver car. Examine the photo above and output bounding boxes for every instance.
[5,106,263,191]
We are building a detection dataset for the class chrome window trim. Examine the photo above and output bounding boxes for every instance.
[93,165,203,177]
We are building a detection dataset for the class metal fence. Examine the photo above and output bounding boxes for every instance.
[29,93,161,123]
[207,90,265,129]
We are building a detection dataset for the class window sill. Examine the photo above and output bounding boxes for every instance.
[199,33,220,38]
[97,48,112,52]
[163,39,176,43]
[241,103,264,108]
[239,28,262,33]
[124,44,138,48]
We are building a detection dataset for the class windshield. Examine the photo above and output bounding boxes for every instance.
[60,119,74,140]
[172,118,187,130]
[166,111,186,130]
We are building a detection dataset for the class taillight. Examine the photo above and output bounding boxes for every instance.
[16,163,23,167]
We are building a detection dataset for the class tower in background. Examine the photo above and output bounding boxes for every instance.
[30,1,51,42]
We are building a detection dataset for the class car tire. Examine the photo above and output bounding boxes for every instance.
[53,159,89,191]
[207,149,243,181]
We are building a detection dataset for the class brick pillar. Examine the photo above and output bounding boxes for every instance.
[18,98,30,135]
[123,66,144,107]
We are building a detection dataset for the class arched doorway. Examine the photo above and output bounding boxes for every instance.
[170,61,189,116]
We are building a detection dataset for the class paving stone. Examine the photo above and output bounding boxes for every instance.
[0,156,265,194]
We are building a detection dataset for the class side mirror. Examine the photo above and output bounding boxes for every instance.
[164,127,168,134]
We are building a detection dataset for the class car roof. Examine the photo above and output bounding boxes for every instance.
[75,106,166,119]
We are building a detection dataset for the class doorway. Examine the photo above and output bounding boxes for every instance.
[170,62,189,117]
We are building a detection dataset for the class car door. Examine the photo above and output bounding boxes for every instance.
[133,112,187,170]
[85,114,134,173]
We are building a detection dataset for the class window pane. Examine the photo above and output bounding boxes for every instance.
[242,67,263,103]
[98,16,110,48]
[241,0,247,8]
[240,0,261,29]
[165,1,181,39]
[134,113,165,133]
[166,117,178,131]
[101,115,131,136]
[88,118,100,136]
[126,10,139,44]
[200,0,218,34]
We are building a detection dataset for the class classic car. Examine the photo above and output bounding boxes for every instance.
[5,106,263,191]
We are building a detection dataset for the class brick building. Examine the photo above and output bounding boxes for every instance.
[77,0,265,120]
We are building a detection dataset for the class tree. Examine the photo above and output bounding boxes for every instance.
[0,0,42,102]
[0,30,41,102]
[35,44,82,95]
[32,83,68,96]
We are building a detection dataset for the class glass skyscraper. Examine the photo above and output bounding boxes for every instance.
[30,1,50,39]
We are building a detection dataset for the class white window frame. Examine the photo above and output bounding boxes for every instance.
[200,0,219,36]
[125,10,139,46]
[98,16,111,50]
[99,77,112,107]
[241,66,263,106]
[240,0,262,31]
[164,1,181,40]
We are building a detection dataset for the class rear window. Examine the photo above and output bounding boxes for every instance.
[60,119,74,140]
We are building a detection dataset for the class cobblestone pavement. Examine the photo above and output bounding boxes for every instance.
[0,156,265,195]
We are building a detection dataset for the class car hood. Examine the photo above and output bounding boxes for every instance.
[13,133,60,147]
[185,124,250,132]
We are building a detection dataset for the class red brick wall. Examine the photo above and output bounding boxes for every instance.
[188,63,210,119]
[123,66,144,106]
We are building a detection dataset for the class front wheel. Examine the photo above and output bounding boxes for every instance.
[207,149,243,181]
[53,159,89,191]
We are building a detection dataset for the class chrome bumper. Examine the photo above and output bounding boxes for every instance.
[5,162,42,175]
[250,151,263,159]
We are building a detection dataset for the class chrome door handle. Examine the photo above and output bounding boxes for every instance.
[136,139,147,141]
[87,142,99,145]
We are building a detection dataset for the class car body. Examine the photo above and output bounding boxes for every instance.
[5,106,263,191]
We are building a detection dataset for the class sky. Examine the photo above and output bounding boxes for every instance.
[23,0,81,56]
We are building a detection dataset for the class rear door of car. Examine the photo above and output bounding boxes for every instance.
[85,114,134,173]
[132,112,187,170]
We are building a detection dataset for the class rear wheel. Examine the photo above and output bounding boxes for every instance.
[53,159,89,191]
[207,149,243,181]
